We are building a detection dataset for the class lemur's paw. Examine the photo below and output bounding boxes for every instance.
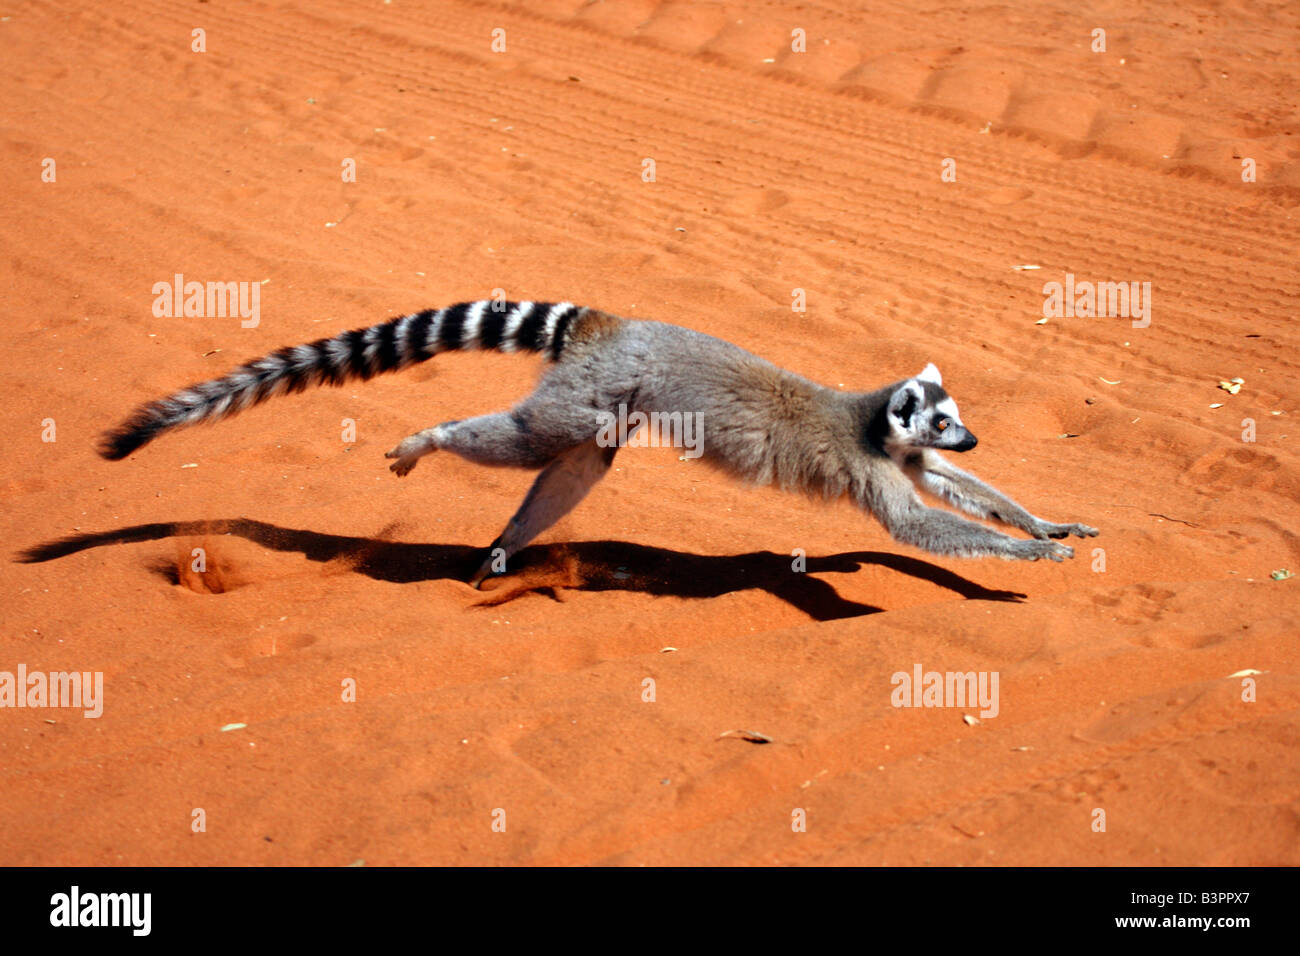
[1034,520,1099,540]
[468,551,506,590]
[385,435,433,476]
[385,435,425,459]
[1019,539,1074,562]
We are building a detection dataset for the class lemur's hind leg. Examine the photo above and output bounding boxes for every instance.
[469,440,617,587]
[386,408,595,475]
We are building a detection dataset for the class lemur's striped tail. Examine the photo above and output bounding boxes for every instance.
[99,300,584,460]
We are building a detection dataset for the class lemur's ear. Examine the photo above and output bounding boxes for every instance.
[917,363,942,386]
[888,381,922,426]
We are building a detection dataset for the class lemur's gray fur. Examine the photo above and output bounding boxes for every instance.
[100,299,1098,587]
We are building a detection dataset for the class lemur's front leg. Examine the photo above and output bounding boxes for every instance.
[908,451,1098,541]
[866,467,1074,561]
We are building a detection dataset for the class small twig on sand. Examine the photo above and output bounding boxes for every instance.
[1148,512,1198,527]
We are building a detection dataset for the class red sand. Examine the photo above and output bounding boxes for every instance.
[1,0,1297,865]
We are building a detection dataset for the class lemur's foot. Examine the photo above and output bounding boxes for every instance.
[468,539,510,589]
[1014,539,1074,562]
[1032,520,1099,540]
[467,563,493,589]
[385,433,435,476]
[386,455,420,477]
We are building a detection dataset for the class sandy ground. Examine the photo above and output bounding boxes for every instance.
[1,0,1297,865]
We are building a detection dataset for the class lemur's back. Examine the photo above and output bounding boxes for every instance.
[598,321,863,496]
[545,315,862,495]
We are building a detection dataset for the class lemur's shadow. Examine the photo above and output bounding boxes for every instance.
[16,518,1027,622]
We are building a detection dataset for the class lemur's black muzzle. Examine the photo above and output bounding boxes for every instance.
[942,427,978,452]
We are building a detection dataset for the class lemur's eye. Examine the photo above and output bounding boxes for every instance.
[936,418,950,431]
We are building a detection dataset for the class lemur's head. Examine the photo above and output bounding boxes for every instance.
[884,364,977,452]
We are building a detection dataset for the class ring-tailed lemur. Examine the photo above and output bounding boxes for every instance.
[100,299,1098,587]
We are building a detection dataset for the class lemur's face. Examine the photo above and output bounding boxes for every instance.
[885,364,978,452]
